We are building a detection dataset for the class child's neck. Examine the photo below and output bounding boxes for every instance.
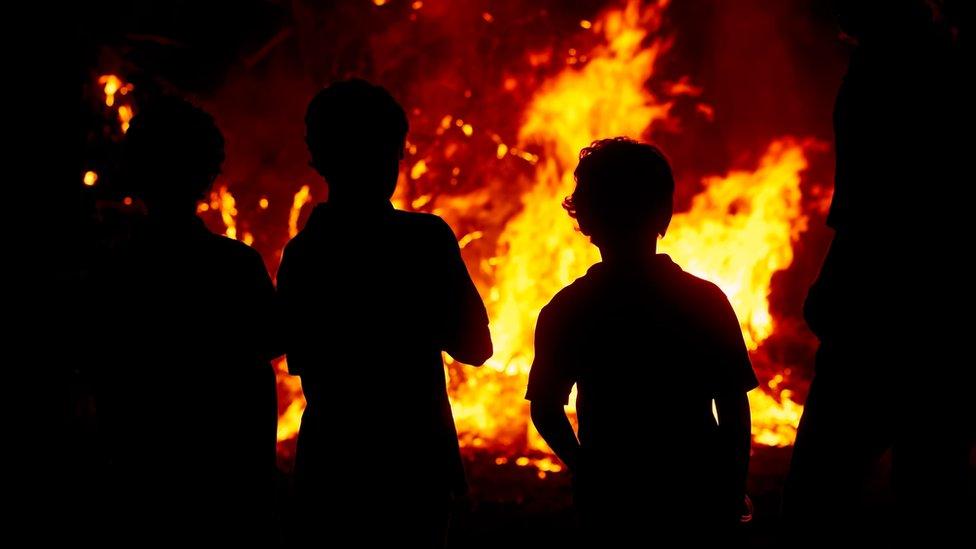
[598,240,659,268]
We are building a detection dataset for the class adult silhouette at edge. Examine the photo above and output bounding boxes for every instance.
[87,97,279,544]
[784,1,972,544]
[276,79,492,547]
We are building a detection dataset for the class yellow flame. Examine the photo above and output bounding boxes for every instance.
[750,389,803,447]
[289,185,312,238]
[446,0,805,457]
[663,139,809,350]
[213,185,238,239]
[274,357,306,442]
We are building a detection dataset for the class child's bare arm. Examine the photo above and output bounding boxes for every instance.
[437,219,493,365]
[715,389,751,514]
[530,400,580,471]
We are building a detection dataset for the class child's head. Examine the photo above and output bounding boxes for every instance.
[124,96,225,216]
[563,137,674,249]
[305,79,409,203]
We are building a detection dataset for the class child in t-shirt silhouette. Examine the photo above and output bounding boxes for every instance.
[526,137,757,544]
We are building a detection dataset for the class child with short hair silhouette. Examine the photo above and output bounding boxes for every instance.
[527,137,757,544]
[277,79,492,547]
[91,97,278,544]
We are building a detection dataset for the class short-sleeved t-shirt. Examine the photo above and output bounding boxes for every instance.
[526,255,757,455]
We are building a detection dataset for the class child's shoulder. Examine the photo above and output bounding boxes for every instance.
[391,208,452,233]
[541,267,603,318]
[672,267,727,299]
[667,266,734,317]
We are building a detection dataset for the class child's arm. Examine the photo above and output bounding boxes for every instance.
[274,241,307,374]
[526,305,579,470]
[715,388,751,517]
[708,285,759,520]
[436,219,492,365]
[530,400,580,471]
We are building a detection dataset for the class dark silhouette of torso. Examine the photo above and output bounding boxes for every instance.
[806,25,966,350]
[277,201,490,544]
[786,12,972,544]
[527,255,757,538]
[92,215,277,543]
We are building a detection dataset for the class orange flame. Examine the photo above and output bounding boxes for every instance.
[443,0,805,458]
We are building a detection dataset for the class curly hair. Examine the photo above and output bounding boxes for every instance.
[563,137,674,245]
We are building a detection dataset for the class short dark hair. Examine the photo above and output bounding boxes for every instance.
[305,79,408,198]
[124,96,224,206]
[564,137,674,245]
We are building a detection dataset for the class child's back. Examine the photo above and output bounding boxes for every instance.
[531,256,753,457]
[278,79,492,547]
[527,138,757,541]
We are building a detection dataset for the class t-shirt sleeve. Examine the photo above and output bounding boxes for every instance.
[707,287,759,395]
[433,218,492,364]
[525,304,577,405]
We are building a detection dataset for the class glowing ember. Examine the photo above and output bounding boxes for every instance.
[83,170,98,187]
[411,159,429,180]
[98,74,135,133]
[118,105,134,133]
[98,74,124,107]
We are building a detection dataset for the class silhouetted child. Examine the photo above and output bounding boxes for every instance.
[527,138,757,544]
[276,79,492,547]
[89,97,278,544]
